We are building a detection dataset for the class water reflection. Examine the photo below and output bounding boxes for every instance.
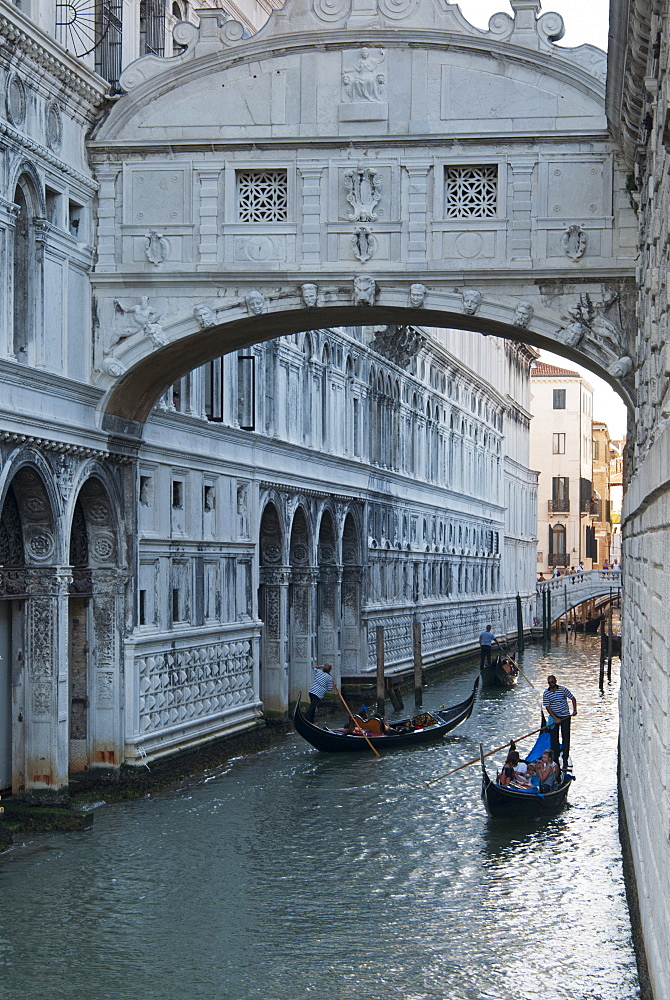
[0,635,639,1000]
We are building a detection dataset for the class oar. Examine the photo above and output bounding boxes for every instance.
[494,638,535,690]
[334,686,381,759]
[419,726,544,787]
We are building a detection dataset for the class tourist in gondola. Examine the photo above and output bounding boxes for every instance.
[535,750,561,791]
[479,624,495,669]
[305,663,334,721]
[498,750,531,788]
[542,675,577,770]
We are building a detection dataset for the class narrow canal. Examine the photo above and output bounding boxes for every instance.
[0,635,640,1000]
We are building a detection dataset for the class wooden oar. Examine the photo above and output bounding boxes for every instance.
[334,686,381,759]
[494,639,535,690]
[419,725,544,787]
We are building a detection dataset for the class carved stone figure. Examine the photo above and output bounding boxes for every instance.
[608,355,633,378]
[246,289,266,315]
[513,301,534,328]
[560,309,588,348]
[300,283,318,308]
[193,303,217,328]
[352,226,377,263]
[561,224,587,261]
[342,47,385,102]
[113,296,165,348]
[54,455,75,503]
[560,292,626,355]
[409,283,427,308]
[344,165,382,222]
[353,275,376,306]
[461,288,482,315]
[370,325,426,367]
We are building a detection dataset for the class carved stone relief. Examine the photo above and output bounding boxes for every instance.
[561,224,588,261]
[353,275,376,306]
[246,289,266,315]
[461,288,482,315]
[342,48,386,103]
[352,226,377,262]
[513,301,534,328]
[112,297,166,350]
[409,283,427,308]
[145,231,170,265]
[300,283,318,308]
[344,165,382,222]
[370,325,427,367]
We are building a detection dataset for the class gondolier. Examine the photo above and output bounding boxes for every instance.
[542,674,577,771]
[305,663,334,721]
[479,624,495,669]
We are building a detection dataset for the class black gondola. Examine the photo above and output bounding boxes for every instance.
[293,678,479,752]
[480,654,518,689]
[480,726,574,819]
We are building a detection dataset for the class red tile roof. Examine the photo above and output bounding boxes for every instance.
[531,362,580,378]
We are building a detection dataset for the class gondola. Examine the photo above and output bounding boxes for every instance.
[293,677,479,752]
[569,616,603,633]
[480,654,518,689]
[480,725,574,819]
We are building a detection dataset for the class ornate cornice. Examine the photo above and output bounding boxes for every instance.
[0,5,109,112]
[606,0,654,166]
[0,430,132,465]
[0,119,98,193]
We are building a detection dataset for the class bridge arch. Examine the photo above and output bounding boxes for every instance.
[87,0,637,436]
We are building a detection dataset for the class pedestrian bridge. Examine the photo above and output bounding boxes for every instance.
[536,570,621,625]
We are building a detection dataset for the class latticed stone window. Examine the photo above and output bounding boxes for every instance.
[445,165,498,218]
[237,170,288,222]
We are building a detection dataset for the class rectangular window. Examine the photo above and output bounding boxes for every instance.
[553,389,566,409]
[445,165,498,219]
[593,439,600,461]
[172,480,183,508]
[237,170,288,222]
[552,433,565,454]
[94,0,122,91]
[68,201,83,240]
[204,485,215,512]
[139,590,146,626]
[172,587,180,623]
[237,353,256,430]
[551,477,569,509]
[205,357,224,422]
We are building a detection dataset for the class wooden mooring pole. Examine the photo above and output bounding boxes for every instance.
[376,625,385,716]
[413,614,423,708]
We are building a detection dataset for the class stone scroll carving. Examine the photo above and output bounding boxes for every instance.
[344,165,382,222]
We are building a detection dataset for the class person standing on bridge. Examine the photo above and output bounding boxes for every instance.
[479,624,495,669]
[543,675,577,771]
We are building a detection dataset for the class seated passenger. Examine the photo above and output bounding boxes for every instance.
[499,750,531,787]
[536,749,561,791]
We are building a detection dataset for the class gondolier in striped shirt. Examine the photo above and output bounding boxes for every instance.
[305,663,334,722]
[543,675,577,771]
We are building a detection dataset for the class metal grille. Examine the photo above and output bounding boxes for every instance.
[445,165,498,218]
[237,170,288,222]
[140,0,166,57]
[95,0,122,89]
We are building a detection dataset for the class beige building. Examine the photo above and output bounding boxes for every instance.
[592,420,612,566]
[530,362,600,575]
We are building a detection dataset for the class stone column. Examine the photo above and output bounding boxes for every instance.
[197,168,222,267]
[89,569,125,770]
[288,568,314,705]
[404,161,432,261]
[317,565,341,677]
[297,164,323,262]
[341,566,363,672]
[21,566,72,799]
[259,568,290,715]
[509,157,537,261]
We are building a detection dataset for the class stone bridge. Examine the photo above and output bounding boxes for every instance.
[536,569,622,625]
[86,0,638,435]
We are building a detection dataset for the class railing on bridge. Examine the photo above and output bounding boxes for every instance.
[536,569,621,625]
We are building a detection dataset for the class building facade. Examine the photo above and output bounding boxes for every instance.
[530,362,601,575]
[0,2,537,788]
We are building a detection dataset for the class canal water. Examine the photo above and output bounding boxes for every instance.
[0,635,640,1000]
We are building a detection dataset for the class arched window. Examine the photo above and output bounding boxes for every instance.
[12,176,41,363]
[549,523,567,566]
